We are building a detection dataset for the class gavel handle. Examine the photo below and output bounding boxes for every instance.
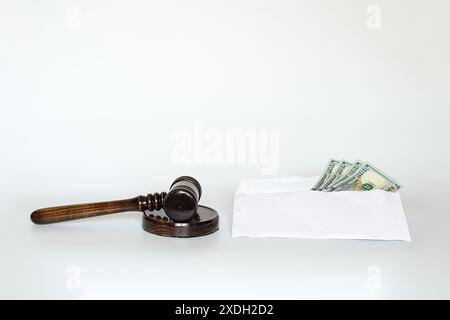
[30,196,144,224]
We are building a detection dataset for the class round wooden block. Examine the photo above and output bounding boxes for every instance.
[142,205,219,238]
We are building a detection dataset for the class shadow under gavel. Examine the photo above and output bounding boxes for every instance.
[30,176,219,238]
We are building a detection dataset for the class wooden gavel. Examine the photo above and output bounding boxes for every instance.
[30,176,219,238]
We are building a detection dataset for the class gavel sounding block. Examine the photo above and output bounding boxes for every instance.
[142,205,219,238]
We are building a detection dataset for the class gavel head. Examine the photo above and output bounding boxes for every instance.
[163,176,202,222]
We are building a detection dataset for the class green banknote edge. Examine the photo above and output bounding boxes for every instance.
[326,160,365,191]
[311,159,339,190]
[319,160,353,191]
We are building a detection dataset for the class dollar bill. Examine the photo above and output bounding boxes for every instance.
[325,160,365,191]
[319,160,353,191]
[332,162,401,192]
[311,159,340,190]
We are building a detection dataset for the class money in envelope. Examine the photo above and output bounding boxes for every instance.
[232,161,410,240]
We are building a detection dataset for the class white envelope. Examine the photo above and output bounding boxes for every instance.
[232,176,411,241]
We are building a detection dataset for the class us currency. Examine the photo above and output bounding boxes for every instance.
[319,160,353,191]
[325,160,365,191]
[331,162,401,192]
[311,159,340,190]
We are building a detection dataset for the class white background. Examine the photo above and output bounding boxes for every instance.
[1,0,449,299]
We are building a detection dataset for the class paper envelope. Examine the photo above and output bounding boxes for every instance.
[232,176,411,241]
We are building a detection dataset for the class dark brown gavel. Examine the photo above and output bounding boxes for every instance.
[30,176,202,224]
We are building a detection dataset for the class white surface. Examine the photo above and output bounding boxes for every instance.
[1,0,450,299]
[232,176,411,241]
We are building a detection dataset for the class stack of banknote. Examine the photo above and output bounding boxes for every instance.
[312,159,401,192]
